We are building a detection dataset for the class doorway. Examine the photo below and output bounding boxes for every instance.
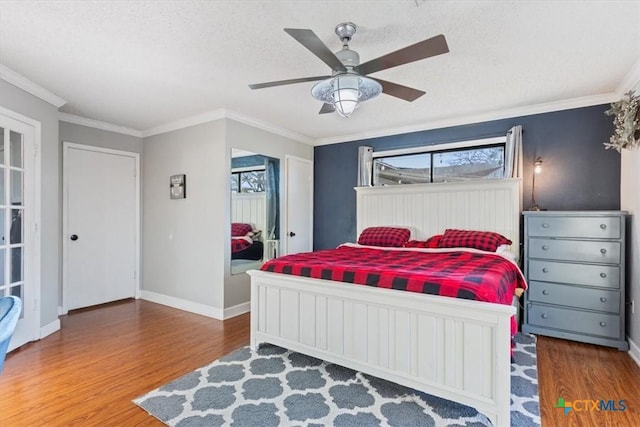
[63,143,140,312]
[0,109,40,351]
[284,155,313,255]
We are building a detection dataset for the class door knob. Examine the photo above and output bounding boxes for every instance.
[70,234,79,241]
[289,232,296,237]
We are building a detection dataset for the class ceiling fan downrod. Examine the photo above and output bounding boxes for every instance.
[334,22,359,69]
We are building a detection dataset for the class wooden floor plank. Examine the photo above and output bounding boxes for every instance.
[1,299,639,426]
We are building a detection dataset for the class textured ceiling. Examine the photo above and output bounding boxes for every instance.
[1,1,639,144]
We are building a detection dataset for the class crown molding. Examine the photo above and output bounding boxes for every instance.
[617,57,640,95]
[0,64,67,108]
[141,108,227,137]
[141,108,314,144]
[225,109,314,145]
[313,92,619,146]
[59,112,143,137]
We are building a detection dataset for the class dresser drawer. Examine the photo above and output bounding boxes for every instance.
[528,260,619,288]
[528,238,621,264]
[527,216,620,239]
[527,304,620,338]
[527,281,620,313]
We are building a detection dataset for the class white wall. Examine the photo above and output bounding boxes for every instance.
[142,120,226,312]
[621,79,640,351]
[1,79,60,329]
[224,119,313,310]
[142,118,312,316]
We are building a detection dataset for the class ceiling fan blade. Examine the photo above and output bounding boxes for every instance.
[249,75,330,90]
[284,28,347,73]
[355,34,449,76]
[319,103,335,114]
[373,78,426,102]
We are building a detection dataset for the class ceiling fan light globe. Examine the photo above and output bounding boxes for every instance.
[333,95,359,117]
[332,74,360,118]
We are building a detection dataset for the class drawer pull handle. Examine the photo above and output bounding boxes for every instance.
[542,290,549,295]
[542,268,548,273]
[599,321,607,327]
[600,297,607,302]
[600,248,607,254]
[600,272,607,278]
[600,224,607,230]
[542,245,549,251]
[541,223,549,229]
[541,314,548,319]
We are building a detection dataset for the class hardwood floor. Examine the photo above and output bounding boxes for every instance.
[536,334,640,426]
[0,299,249,426]
[1,299,639,426]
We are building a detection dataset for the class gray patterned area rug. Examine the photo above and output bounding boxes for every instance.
[134,333,539,426]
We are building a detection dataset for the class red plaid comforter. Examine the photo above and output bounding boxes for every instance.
[261,245,526,306]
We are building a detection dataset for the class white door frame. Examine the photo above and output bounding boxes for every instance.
[62,142,140,314]
[0,106,41,345]
[284,155,313,255]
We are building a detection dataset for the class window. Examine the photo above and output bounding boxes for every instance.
[372,138,506,186]
[231,168,266,193]
[373,153,430,186]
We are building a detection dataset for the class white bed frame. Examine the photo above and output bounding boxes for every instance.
[249,178,522,427]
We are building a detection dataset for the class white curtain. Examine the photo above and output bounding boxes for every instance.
[505,125,523,178]
[357,146,374,187]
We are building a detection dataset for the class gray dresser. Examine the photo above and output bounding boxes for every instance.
[522,211,628,350]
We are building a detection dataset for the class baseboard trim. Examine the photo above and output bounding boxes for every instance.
[40,318,60,339]
[628,337,640,368]
[141,290,223,320]
[224,301,250,319]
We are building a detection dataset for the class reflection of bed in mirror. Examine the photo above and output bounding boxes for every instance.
[231,192,266,275]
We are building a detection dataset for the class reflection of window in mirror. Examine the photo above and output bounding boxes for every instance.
[230,149,280,275]
[231,167,266,193]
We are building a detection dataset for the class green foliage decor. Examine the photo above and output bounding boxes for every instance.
[604,90,640,152]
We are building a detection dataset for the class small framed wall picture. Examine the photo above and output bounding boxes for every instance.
[170,174,186,199]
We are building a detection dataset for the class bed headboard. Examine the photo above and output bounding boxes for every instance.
[231,193,267,236]
[355,178,522,255]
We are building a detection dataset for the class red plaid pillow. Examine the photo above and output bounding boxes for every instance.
[438,229,512,252]
[358,227,411,248]
[404,240,428,248]
[231,223,253,237]
[404,235,442,249]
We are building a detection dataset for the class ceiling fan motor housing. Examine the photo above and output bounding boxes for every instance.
[335,49,359,69]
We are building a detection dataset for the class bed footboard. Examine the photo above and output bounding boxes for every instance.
[249,270,515,427]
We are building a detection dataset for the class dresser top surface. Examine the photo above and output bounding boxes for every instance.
[523,210,628,216]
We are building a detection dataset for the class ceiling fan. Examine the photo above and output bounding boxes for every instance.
[249,22,449,118]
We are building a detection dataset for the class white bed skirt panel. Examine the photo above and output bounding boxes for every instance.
[249,269,515,426]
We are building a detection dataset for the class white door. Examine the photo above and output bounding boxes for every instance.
[0,112,39,351]
[285,156,313,255]
[63,144,139,311]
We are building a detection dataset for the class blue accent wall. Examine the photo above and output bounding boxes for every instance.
[314,104,619,250]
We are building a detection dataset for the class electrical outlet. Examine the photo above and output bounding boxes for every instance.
[632,300,636,315]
